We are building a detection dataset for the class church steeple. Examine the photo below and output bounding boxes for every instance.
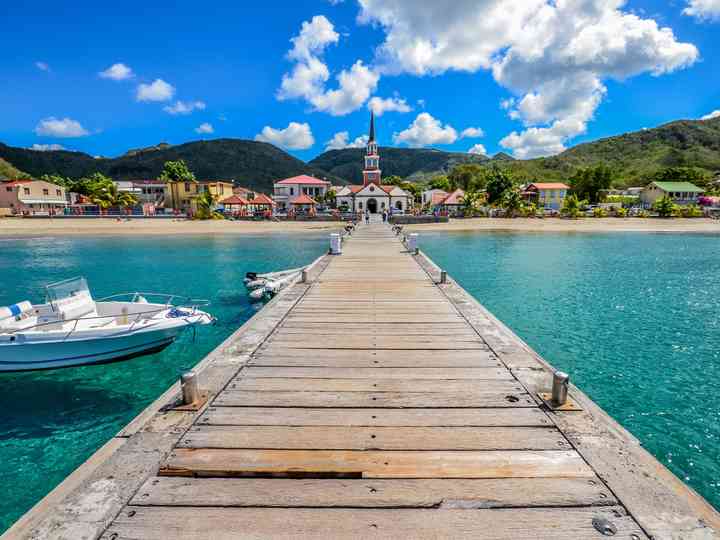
[363,111,381,186]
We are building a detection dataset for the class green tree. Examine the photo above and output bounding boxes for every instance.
[83,173,138,211]
[448,163,487,191]
[159,160,196,183]
[650,167,708,188]
[570,165,613,203]
[561,194,585,219]
[460,190,482,216]
[429,175,451,191]
[485,167,513,205]
[500,189,523,218]
[398,181,421,202]
[384,175,403,185]
[195,188,222,220]
[653,195,676,218]
[39,173,72,188]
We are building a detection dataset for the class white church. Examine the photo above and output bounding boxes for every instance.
[335,112,414,214]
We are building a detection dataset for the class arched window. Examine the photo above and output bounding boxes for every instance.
[358,202,363,210]
[396,200,403,210]
[381,201,386,209]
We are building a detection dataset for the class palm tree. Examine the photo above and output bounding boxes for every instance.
[195,188,222,220]
[500,189,523,218]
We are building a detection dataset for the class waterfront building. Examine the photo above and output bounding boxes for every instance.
[289,193,316,216]
[640,181,703,206]
[334,112,413,214]
[273,175,330,212]
[436,189,466,214]
[524,182,570,210]
[421,188,449,207]
[0,179,67,216]
[166,180,234,212]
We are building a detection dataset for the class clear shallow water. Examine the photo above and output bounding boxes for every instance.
[421,232,720,511]
[0,234,328,533]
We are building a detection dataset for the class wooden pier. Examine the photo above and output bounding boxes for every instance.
[5,222,720,539]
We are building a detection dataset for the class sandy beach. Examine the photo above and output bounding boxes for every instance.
[1,216,719,237]
[0,217,343,237]
[405,217,720,234]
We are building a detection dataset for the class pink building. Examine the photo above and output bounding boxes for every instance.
[0,180,67,216]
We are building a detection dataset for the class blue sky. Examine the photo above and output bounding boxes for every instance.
[2,0,719,161]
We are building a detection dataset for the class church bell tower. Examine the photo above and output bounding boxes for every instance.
[362,111,381,186]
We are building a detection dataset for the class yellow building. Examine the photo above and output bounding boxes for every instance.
[166,180,234,212]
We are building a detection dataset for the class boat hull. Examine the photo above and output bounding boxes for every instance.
[0,326,183,372]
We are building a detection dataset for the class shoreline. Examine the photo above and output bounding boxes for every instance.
[0,218,343,237]
[1,216,719,237]
[404,217,720,234]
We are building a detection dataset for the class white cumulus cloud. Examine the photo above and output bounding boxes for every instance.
[164,100,206,115]
[99,63,134,80]
[701,110,720,120]
[194,123,214,134]
[684,0,720,20]
[34,117,89,138]
[468,144,487,155]
[358,0,698,158]
[31,143,65,151]
[325,131,369,151]
[278,16,379,116]
[368,96,412,116]
[460,127,484,138]
[136,79,175,102]
[255,122,315,150]
[393,112,458,147]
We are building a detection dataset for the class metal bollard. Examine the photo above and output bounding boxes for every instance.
[330,233,342,255]
[181,371,200,405]
[301,269,309,283]
[551,371,569,406]
[440,270,447,284]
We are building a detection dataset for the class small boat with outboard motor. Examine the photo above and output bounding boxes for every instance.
[0,277,214,372]
[244,267,305,302]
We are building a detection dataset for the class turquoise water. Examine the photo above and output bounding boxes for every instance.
[0,234,328,533]
[1,232,719,532]
[421,232,720,511]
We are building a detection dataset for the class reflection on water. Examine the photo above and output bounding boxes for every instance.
[0,234,327,533]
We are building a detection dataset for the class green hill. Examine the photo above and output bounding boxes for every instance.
[0,139,341,192]
[2,116,719,189]
[309,147,489,184]
[0,157,28,181]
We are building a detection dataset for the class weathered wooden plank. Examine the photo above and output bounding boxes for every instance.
[254,349,493,361]
[104,507,646,540]
[214,390,535,408]
[160,449,595,479]
[242,367,511,379]
[178,426,569,451]
[230,378,523,393]
[200,407,552,427]
[269,335,485,345]
[132,477,617,508]
[249,356,500,368]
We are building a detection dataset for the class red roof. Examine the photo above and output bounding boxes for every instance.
[251,193,275,206]
[220,195,249,205]
[3,179,34,185]
[276,175,330,186]
[527,183,570,190]
[290,194,317,205]
[431,191,448,205]
[439,189,465,205]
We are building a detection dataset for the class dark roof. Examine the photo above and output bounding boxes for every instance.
[369,111,376,142]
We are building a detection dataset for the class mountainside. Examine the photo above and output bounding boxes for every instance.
[499,117,720,185]
[0,157,27,180]
[1,117,719,189]
[0,139,341,192]
[309,147,490,184]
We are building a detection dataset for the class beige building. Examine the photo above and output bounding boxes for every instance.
[166,180,234,212]
[0,179,67,216]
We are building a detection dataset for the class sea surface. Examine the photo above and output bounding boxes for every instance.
[0,232,719,532]
[420,231,720,512]
[0,234,328,533]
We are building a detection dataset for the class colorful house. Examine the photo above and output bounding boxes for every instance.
[273,175,330,212]
[421,188,448,207]
[436,189,465,214]
[166,180,234,212]
[640,181,703,206]
[0,179,67,216]
[524,183,570,210]
[289,193,317,216]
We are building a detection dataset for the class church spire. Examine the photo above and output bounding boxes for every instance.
[368,110,376,142]
[362,111,381,186]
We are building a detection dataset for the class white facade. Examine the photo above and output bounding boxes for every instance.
[272,175,331,211]
[336,184,413,214]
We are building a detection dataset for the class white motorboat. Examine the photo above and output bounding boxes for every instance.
[244,267,304,302]
[0,277,214,372]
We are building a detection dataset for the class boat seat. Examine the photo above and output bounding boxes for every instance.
[0,301,34,324]
[54,292,98,321]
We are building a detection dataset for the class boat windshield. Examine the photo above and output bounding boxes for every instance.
[44,277,91,311]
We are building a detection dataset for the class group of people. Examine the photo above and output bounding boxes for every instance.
[363,209,390,224]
